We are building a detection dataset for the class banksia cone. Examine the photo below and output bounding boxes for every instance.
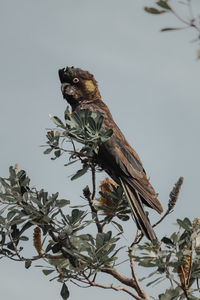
[33,227,42,255]
[97,178,118,215]
[177,246,192,288]
[168,177,184,211]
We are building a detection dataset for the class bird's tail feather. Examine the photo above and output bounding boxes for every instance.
[120,178,157,241]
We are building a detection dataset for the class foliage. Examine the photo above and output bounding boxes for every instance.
[144,0,200,59]
[0,109,199,299]
[134,217,200,299]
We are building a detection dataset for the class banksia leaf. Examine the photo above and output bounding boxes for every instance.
[192,218,200,254]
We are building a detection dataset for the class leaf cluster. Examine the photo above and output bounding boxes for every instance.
[133,217,200,299]
[44,108,113,181]
[1,109,199,299]
[144,0,200,58]
[0,165,124,300]
[45,108,113,160]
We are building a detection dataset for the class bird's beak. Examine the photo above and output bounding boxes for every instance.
[61,83,70,95]
[58,68,65,83]
[61,83,76,99]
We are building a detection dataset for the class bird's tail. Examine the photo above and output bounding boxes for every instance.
[120,178,157,241]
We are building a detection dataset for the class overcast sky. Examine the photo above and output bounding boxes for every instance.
[0,0,200,299]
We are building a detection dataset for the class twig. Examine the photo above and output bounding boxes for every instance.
[70,279,91,288]
[152,209,173,228]
[91,163,96,200]
[131,230,144,247]
[84,274,141,300]
[8,232,23,261]
[187,0,194,21]
[83,186,102,233]
[170,5,200,34]
[186,243,193,288]
[128,247,149,300]
[197,278,200,292]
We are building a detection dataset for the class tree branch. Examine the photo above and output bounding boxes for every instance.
[85,274,141,300]
[128,247,149,299]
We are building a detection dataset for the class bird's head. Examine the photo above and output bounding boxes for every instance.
[58,67,101,108]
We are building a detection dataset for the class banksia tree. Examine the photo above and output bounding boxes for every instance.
[0,108,199,300]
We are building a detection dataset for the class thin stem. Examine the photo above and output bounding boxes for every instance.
[170,5,200,34]
[197,278,200,292]
[186,244,193,288]
[91,163,96,200]
[187,0,194,21]
[83,186,102,233]
[128,247,149,299]
[153,208,173,228]
[8,232,23,261]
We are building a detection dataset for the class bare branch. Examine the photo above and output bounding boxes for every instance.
[85,275,141,300]
[128,247,149,299]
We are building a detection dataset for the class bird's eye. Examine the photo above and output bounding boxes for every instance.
[73,77,79,83]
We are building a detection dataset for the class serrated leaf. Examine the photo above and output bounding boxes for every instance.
[0,178,10,189]
[96,115,104,131]
[64,159,78,167]
[88,117,97,132]
[60,283,70,300]
[71,166,89,181]
[112,221,123,232]
[105,231,112,242]
[156,1,171,10]
[56,199,70,208]
[100,129,113,142]
[49,115,65,128]
[43,148,53,154]
[54,150,61,157]
[144,7,166,14]
[96,233,105,249]
[188,295,199,300]
[71,209,85,223]
[147,276,164,287]
[161,27,182,32]
[159,286,182,299]
[161,237,174,246]
[177,218,191,231]
[19,236,29,241]
[42,269,55,276]
[25,260,32,269]
[7,210,16,221]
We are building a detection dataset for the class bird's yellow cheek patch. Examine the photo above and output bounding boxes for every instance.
[84,80,95,92]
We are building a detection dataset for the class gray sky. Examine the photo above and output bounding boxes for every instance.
[0,0,200,299]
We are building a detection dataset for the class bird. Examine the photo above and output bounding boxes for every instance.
[58,66,163,241]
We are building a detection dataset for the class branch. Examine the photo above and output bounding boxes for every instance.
[101,266,137,289]
[83,185,103,233]
[85,274,141,300]
[128,247,149,299]
[91,163,96,200]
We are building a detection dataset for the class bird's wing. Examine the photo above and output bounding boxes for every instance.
[102,135,163,214]
[82,100,163,214]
